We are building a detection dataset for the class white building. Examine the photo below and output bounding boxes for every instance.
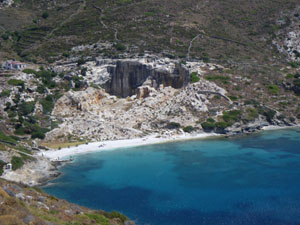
[5,163,12,171]
[3,60,27,71]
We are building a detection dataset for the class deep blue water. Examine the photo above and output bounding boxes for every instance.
[43,129,300,225]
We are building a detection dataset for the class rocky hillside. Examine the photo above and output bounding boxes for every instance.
[0,0,298,64]
[0,178,133,225]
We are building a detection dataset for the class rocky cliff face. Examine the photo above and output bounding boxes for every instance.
[46,58,224,142]
[273,7,300,62]
[104,60,190,97]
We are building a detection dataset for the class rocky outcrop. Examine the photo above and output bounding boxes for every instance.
[104,60,190,97]
[47,77,230,142]
[273,7,300,62]
[0,0,13,8]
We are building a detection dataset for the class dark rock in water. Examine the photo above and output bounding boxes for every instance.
[104,60,190,97]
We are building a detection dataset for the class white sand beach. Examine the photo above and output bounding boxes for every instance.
[39,132,219,161]
[39,124,300,161]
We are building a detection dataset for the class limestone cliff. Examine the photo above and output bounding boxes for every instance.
[104,60,190,97]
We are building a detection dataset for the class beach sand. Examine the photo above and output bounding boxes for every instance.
[39,132,219,161]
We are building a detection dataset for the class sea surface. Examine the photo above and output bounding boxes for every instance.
[43,128,300,225]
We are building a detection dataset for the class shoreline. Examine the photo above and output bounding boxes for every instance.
[38,132,220,161]
[3,124,298,187]
[261,124,300,131]
[39,124,300,162]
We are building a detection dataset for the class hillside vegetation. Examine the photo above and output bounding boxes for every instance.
[0,178,132,225]
[0,0,298,64]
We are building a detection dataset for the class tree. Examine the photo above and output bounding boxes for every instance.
[42,12,49,19]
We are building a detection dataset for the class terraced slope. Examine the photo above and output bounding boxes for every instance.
[0,0,298,64]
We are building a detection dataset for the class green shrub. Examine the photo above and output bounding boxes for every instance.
[85,213,110,225]
[8,79,25,87]
[244,99,259,106]
[228,96,238,101]
[40,95,55,114]
[277,114,285,120]
[222,110,242,123]
[286,74,294,79]
[11,156,24,170]
[293,79,300,86]
[31,131,46,139]
[207,118,215,123]
[77,58,85,66]
[0,90,11,97]
[0,131,17,144]
[145,11,155,17]
[114,43,126,51]
[0,160,6,175]
[63,52,70,57]
[8,111,16,118]
[246,108,258,121]
[14,127,26,135]
[183,126,195,133]
[267,85,279,94]
[205,75,230,82]
[81,67,87,76]
[201,122,215,131]
[42,12,49,19]
[166,122,181,129]
[1,33,9,40]
[72,76,84,89]
[215,121,231,129]
[15,121,48,139]
[18,101,35,115]
[190,72,200,83]
[36,85,46,94]
[22,69,38,75]
[263,109,276,122]
[106,211,128,222]
[289,61,299,68]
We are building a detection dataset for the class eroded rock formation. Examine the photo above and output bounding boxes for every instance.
[104,60,190,97]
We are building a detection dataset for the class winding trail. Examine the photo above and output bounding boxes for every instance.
[13,149,35,158]
[91,4,107,28]
[187,34,202,59]
[187,33,247,59]
[92,4,119,41]
[210,35,247,46]
[198,91,233,104]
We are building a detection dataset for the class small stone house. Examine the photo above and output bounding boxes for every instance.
[3,60,27,71]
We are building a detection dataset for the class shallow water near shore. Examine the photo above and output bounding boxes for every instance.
[43,128,300,225]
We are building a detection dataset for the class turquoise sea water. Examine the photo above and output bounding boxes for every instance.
[43,129,300,225]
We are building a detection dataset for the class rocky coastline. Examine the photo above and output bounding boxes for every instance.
[2,123,298,188]
[1,55,299,187]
